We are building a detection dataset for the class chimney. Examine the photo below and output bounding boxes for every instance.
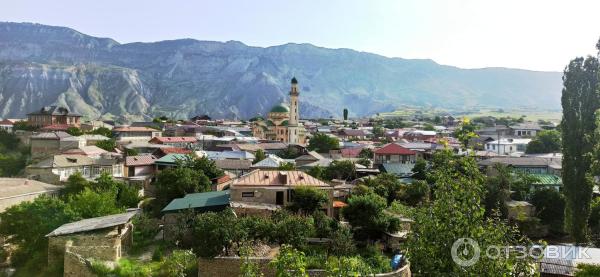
[279,172,288,185]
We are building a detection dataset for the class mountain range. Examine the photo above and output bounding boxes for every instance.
[0,22,563,122]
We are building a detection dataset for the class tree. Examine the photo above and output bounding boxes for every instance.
[359,173,402,204]
[484,164,512,217]
[277,146,302,159]
[160,249,198,277]
[325,256,374,276]
[269,245,308,277]
[278,162,296,171]
[307,133,339,153]
[0,196,73,265]
[274,213,314,248]
[531,187,565,235]
[407,151,535,276]
[153,167,211,210]
[89,127,113,138]
[343,108,348,121]
[511,171,539,201]
[411,158,427,180]
[329,226,356,256]
[307,165,325,180]
[525,130,561,154]
[96,139,117,151]
[177,155,224,180]
[192,209,238,257]
[63,172,91,197]
[286,186,328,215]
[372,125,385,138]
[357,148,373,159]
[239,244,264,277]
[561,53,600,243]
[453,118,479,149]
[66,189,124,219]
[253,149,267,164]
[324,160,356,181]
[576,264,600,277]
[342,193,399,240]
[66,126,84,136]
[400,180,430,206]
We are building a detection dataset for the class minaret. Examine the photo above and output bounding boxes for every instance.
[288,77,300,144]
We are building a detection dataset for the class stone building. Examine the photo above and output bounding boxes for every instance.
[46,210,138,268]
[27,105,81,128]
[251,78,307,145]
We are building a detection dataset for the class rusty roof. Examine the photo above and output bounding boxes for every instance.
[232,169,330,188]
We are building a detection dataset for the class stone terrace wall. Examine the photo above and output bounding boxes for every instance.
[63,244,97,277]
[198,256,275,277]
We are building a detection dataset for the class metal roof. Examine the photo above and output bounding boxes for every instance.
[161,190,230,213]
[232,169,330,188]
[155,153,188,165]
[125,155,158,166]
[46,210,139,237]
[0,178,62,201]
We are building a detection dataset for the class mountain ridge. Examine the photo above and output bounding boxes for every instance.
[0,22,563,121]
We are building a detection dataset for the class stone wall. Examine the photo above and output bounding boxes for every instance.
[63,248,97,277]
[198,257,411,277]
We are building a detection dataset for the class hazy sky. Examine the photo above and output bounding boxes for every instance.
[2,0,599,71]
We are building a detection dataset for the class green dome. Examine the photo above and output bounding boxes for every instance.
[270,103,290,113]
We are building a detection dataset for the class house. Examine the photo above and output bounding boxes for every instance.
[484,138,531,155]
[62,145,108,158]
[78,134,111,146]
[230,170,334,216]
[79,120,114,132]
[161,190,229,242]
[510,123,542,137]
[295,151,326,166]
[478,157,554,174]
[124,154,157,194]
[476,126,512,137]
[379,163,416,178]
[30,131,76,159]
[40,124,70,132]
[155,153,189,171]
[46,210,138,268]
[197,150,255,161]
[113,126,162,142]
[153,147,194,158]
[0,119,14,132]
[0,178,62,212]
[27,106,82,128]
[148,136,198,148]
[374,143,417,165]
[26,154,124,184]
[251,154,295,169]
[215,159,253,177]
[338,129,369,140]
[402,130,437,141]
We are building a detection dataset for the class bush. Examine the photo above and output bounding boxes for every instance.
[160,250,197,277]
[286,186,328,215]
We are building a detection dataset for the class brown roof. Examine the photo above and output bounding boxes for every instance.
[0,178,62,200]
[149,137,198,143]
[40,124,70,131]
[113,126,158,132]
[232,170,331,187]
[125,155,158,166]
[374,143,416,155]
[0,119,14,125]
[215,159,252,170]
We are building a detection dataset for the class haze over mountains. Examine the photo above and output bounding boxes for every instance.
[0,22,563,122]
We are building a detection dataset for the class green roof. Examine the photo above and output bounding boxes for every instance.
[270,103,290,113]
[281,120,289,126]
[162,190,230,213]
[267,120,275,126]
[530,174,562,186]
[155,153,188,165]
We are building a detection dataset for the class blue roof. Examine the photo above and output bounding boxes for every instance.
[162,190,230,213]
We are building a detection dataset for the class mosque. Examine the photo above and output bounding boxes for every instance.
[251,77,307,145]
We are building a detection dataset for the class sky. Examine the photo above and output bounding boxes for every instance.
[2,0,600,72]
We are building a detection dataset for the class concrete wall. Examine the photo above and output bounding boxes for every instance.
[230,187,334,216]
[30,139,61,159]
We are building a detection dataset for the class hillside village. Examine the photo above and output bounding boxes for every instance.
[0,77,577,276]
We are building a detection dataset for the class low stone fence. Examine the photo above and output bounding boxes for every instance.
[198,256,410,277]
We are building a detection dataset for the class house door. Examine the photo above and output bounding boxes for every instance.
[276,191,284,205]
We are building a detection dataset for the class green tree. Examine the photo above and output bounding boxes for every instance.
[307,165,325,180]
[343,108,348,121]
[0,196,73,265]
[239,244,264,277]
[561,53,600,243]
[357,148,374,159]
[400,180,430,206]
[372,125,385,138]
[89,127,113,138]
[342,193,399,240]
[325,256,374,277]
[531,187,565,235]
[576,264,600,277]
[153,167,211,210]
[63,172,91,197]
[483,164,512,217]
[411,158,427,180]
[324,160,356,181]
[192,209,239,257]
[66,126,84,136]
[177,154,224,179]
[525,130,562,154]
[66,189,124,219]
[253,149,267,164]
[453,118,479,149]
[269,245,308,277]
[407,150,535,276]
[329,226,356,256]
[278,162,296,171]
[359,173,402,204]
[286,186,328,215]
[307,133,339,153]
[274,213,314,248]
[96,139,117,151]
[160,249,198,277]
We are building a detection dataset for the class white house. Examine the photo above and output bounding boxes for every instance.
[485,138,531,155]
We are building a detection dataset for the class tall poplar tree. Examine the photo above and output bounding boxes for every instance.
[561,42,600,243]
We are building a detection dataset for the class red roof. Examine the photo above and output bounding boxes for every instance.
[113,126,157,132]
[150,137,198,143]
[0,119,14,125]
[40,124,70,131]
[333,201,348,208]
[212,175,231,185]
[374,143,416,155]
[159,147,193,155]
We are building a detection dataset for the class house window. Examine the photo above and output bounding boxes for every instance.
[242,192,254,198]
[492,145,496,150]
